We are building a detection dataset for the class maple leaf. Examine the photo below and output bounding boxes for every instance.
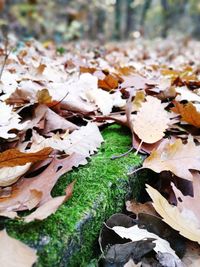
[143,136,200,180]
[0,147,53,168]
[0,229,37,267]
[171,101,200,128]
[146,184,200,244]
[132,96,170,144]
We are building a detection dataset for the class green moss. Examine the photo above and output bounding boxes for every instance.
[0,125,142,266]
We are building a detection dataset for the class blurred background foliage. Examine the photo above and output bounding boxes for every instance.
[1,0,200,42]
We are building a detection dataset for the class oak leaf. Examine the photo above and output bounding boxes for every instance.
[0,153,84,213]
[132,96,170,143]
[143,137,200,180]
[171,101,200,128]
[24,181,74,223]
[0,147,53,168]
[146,184,200,244]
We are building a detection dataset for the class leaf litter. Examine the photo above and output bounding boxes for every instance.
[1,37,200,265]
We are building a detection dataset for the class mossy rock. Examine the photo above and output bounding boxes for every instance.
[0,125,144,267]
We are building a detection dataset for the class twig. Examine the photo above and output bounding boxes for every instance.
[111,146,134,160]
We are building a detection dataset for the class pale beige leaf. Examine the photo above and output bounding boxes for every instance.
[0,229,37,267]
[146,184,200,244]
[143,136,200,180]
[132,96,170,143]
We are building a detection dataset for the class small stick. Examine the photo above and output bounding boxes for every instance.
[111,146,134,160]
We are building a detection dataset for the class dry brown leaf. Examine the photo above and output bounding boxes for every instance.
[132,96,170,143]
[171,101,200,128]
[143,137,200,180]
[0,147,53,168]
[0,229,37,267]
[126,200,157,216]
[146,184,200,244]
[24,181,74,223]
[0,153,84,213]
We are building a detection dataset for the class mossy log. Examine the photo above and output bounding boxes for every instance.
[0,125,143,266]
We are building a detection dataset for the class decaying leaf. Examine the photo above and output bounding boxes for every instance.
[112,224,179,258]
[146,184,200,244]
[132,96,170,143]
[126,200,157,216]
[0,229,37,267]
[143,136,200,180]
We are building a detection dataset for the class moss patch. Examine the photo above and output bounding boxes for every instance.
[0,125,142,266]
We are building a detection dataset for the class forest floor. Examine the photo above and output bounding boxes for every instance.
[0,37,200,266]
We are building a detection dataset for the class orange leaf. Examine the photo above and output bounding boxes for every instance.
[98,74,118,91]
[171,101,200,128]
[0,147,53,168]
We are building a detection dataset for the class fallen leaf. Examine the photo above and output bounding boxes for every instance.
[175,86,200,102]
[0,229,37,267]
[98,74,118,91]
[112,224,179,258]
[24,181,74,222]
[0,147,53,168]
[171,101,200,128]
[126,200,157,216]
[146,184,200,244]
[132,96,170,143]
[36,89,52,104]
[171,171,200,224]
[143,136,200,180]
[0,153,84,213]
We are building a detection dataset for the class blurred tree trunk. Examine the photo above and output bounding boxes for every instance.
[114,0,122,39]
[126,0,134,38]
[161,0,170,38]
[140,0,152,36]
[96,7,105,38]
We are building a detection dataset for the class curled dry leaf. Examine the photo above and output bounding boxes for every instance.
[0,163,31,186]
[171,101,200,128]
[143,136,200,180]
[146,184,200,244]
[0,147,53,168]
[0,229,37,267]
[132,96,170,144]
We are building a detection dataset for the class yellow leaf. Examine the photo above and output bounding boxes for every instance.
[146,184,200,244]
